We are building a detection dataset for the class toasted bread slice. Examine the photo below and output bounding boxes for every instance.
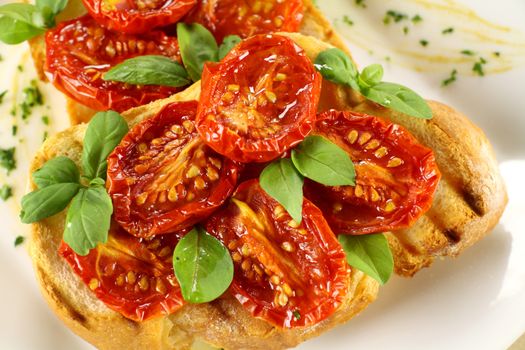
[29,32,506,349]
[27,0,349,125]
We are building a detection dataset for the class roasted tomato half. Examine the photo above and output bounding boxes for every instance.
[107,100,240,238]
[82,0,196,34]
[304,110,441,235]
[45,15,183,113]
[186,0,303,42]
[206,180,350,328]
[59,226,186,321]
[197,34,321,163]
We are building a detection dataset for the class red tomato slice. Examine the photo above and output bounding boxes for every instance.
[304,110,441,235]
[196,34,321,163]
[82,0,196,34]
[107,100,240,238]
[205,180,350,328]
[59,226,186,321]
[45,15,183,112]
[185,0,303,42]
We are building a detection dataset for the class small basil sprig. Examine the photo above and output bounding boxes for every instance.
[20,111,129,256]
[260,135,355,223]
[0,0,67,44]
[104,24,241,86]
[103,56,191,88]
[315,48,432,119]
[338,233,394,285]
[173,226,234,303]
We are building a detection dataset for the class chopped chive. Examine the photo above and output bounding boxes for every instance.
[442,69,458,87]
[461,50,476,56]
[442,27,454,35]
[0,90,7,104]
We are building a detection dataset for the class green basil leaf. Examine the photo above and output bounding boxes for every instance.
[173,227,234,303]
[0,16,44,44]
[291,135,355,186]
[0,3,39,25]
[260,158,304,223]
[338,234,394,285]
[177,23,219,82]
[314,48,359,90]
[82,110,128,180]
[32,156,80,188]
[89,177,105,187]
[63,186,112,256]
[20,183,80,224]
[103,55,191,88]
[36,0,68,15]
[359,64,384,89]
[363,82,432,119]
[218,35,241,60]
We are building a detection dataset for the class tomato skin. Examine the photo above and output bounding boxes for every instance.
[205,180,350,328]
[305,110,441,235]
[45,15,183,112]
[185,0,303,42]
[107,100,240,238]
[82,0,196,34]
[197,34,321,163]
[58,226,186,322]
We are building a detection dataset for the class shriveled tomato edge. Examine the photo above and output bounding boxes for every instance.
[82,0,196,34]
[107,100,240,237]
[214,180,350,328]
[314,110,442,235]
[58,240,185,322]
[197,35,322,163]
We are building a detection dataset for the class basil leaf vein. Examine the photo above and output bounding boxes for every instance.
[292,135,355,186]
[338,234,394,285]
[32,156,80,188]
[363,82,433,119]
[173,227,234,303]
[82,110,128,180]
[103,55,191,88]
[20,183,80,224]
[177,23,219,82]
[63,186,113,256]
[260,158,304,223]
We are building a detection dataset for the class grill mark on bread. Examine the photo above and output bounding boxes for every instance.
[38,267,89,328]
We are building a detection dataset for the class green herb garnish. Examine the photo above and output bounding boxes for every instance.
[419,39,429,47]
[442,69,458,87]
[0,184,13,200]
[20,111,128,256]
[0,90,7,104]
[14,235,24,247]
[461,50,475,56]
[173,226,234,303]
[473,57,487,76]
[442,27,454,35]
[343,15,354,26]
[0,147,16,173]
[383,10,408,24]
[338,234,394,285]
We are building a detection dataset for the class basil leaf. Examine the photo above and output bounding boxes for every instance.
[218,35,241,60]
[173,227,234,303]
[177,23,219,82]
[20,183,80,223]
[314,48,359,90]
[33,156,80,188]
[103,55,191,88]
[291,135,355,186]
[0,16,44,44]
[338,234,394,285]
[0,3,39,25]
[359,64,384,89]
[260,159,304,223]
[362,82,432,119]
[36,0,68,15]
[63,186,112,256]
[82,110,128,180]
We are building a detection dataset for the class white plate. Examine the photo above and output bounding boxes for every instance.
[0,0,524,349]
